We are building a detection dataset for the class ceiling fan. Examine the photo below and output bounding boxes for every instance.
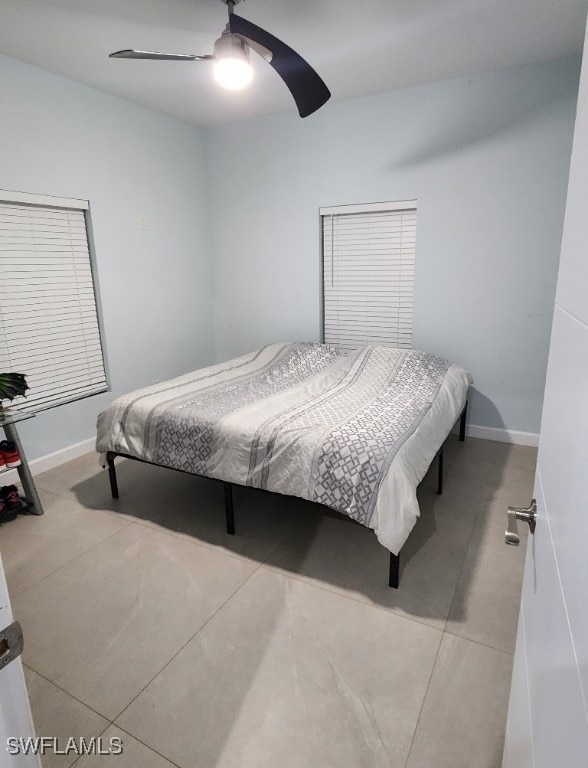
[109,0,331,118]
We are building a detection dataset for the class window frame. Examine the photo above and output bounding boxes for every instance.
[319,199,417,350]
[0,188,110,412]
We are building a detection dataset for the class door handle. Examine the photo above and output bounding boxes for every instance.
[505,499,537,545]
[0,620,24,671]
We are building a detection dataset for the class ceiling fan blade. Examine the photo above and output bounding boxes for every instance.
[109,50,213,61]
[228,14,330,117]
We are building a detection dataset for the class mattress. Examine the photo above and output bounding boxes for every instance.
[96,342,471,554]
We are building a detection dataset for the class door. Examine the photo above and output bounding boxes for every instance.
[502,19,588,768]
[0,547,40,768]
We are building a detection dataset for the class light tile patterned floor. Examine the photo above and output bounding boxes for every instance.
[0,436,536,768]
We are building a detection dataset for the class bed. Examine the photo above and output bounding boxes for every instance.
[96,342,471,587]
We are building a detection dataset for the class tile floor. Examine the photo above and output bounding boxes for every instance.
[0,436,536,768]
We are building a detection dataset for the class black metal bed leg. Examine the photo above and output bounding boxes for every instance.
[437,444,444,496]
[459,400,468,442]
[389,552,400,589]
[223,482,235,535]
[106,452,119,499]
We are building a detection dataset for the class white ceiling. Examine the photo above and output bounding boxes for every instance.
[1,0,587,126]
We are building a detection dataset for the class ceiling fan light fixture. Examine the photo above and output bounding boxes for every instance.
[109,0,331,116]
[213,33,253,90]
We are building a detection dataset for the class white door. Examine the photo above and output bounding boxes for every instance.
[502,19,588,768]
[0,547,40,768]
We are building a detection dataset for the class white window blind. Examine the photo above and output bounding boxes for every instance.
[0,190,108,411]
[321,201,417,351]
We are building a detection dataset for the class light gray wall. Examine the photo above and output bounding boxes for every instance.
[0,54,580,460]
[205,57,580,434]
[0,54,214,460]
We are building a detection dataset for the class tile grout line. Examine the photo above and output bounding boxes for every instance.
[403,627,515,768]
[441,628,514,657]
[22,662,112,722]
[402,628,445,768]
[34,479,295,571]
[124,488,317,567]
[31,450,525,624]
[257,503,303,567]
[69,722,184,768]
[32,449,534,579]
[402,460,520,768]
[103,512,270,567]
[25,449,525,768]
[7,510,257,602]
[24,664,191,768]
[106,724,184,768]
[7,523,132,600]
[26,563,265,767]
[258,562,446,634]
[442,470,502,633]
[441,457,530,656]
[69,720,113,768]
[110,562,263,726]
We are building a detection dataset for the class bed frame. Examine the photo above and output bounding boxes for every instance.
[105,401,468,589]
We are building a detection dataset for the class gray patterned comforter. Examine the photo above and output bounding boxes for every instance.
[96,343,471,553]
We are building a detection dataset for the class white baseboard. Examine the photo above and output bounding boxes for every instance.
[464,424,539,447]
[0,436,96,485]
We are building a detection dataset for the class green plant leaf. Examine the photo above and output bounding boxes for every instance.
[0,373,29,402]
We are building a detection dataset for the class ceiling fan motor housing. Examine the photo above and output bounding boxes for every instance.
[214,32,250,62]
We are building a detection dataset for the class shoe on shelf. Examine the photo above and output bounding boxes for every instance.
[0,440,21,468]
[0,453,7,473]
[1,485,23,510]
[0,488,20,525]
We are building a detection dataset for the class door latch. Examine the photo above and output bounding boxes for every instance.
[505,499,537,545]
[0,620,24,671]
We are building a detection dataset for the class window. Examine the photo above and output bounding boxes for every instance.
[320,200,417,351]
[0,189,108,411]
